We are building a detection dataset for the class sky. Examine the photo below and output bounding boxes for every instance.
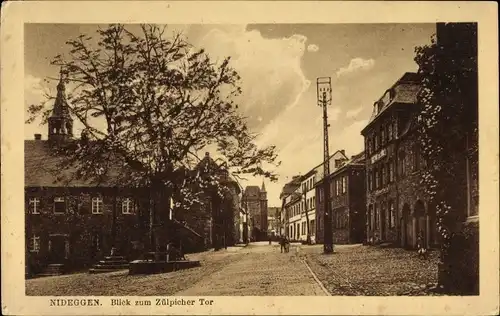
[24,23,436,206]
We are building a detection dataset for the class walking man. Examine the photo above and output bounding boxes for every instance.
[280,235,286,253]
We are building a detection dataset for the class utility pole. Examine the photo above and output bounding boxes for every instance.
[317,77,334,254]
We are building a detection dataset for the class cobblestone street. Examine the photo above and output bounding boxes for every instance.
[26,242,443,296]
[26,242,326,296]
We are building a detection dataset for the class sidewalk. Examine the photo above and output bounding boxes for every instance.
[302,244,442,296]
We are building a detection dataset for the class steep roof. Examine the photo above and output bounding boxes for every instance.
[51,75,71,119]
[24,140,129,187]
[362,72,421,134]
[244,185,261,197]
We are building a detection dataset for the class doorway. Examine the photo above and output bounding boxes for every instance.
[401,204,411,248]
[48,235,66,263]
[414,200,426,248]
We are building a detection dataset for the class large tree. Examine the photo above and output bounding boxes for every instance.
[27,24,279,249]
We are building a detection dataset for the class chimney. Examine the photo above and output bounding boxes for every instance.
[205,152,210,157]
[34,134,42,140]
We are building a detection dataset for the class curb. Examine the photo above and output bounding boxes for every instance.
[302,258,331,296]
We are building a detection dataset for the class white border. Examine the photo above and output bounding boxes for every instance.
[1,1,499,315]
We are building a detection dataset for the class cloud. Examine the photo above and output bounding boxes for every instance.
[307,44,319,53]
[24,75,52,139]
[336,57,375,78]
[330,119,368,156]
[198,25,310,129]
[345,106,364,119]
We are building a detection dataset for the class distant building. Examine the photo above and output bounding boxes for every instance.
[241,183,268,241]
[267,207,280,237]
[281,150,349,243]
[315,152,366,244]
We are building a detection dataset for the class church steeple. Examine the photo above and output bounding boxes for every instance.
[48,68,73,143]
[261,180,266,193]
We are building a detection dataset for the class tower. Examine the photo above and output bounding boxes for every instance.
[260,180,268,237]
[48,69,73,144]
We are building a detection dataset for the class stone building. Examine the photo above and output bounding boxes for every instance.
[315,151,366,244]
[184,152,242,250]
[360,72,433,248]
[25,75,157,276]
[25,73,231,276]
[241,183,268,241]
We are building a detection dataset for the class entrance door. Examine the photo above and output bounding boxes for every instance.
[48,236,66,263]
[401,204,411,248]
[380,204,386,241]
[414,200,426,248]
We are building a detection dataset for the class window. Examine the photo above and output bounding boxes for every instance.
[92,197,103,214]
[389,161,394,182]
[53,197,66,214]
[29,235,40,253]
[122,198,133,214]
[368,206,372,230]
[342,176,347,194]
[375,168,380,189]
[381,128,385,145]
[399,152,406,176]
[374,133,379,150]
[389,202,396,228]
[388,124,393,141]
[29,197,40,214]
[382,166,387,186]
[374,205,380,229]
[313,196,316,209]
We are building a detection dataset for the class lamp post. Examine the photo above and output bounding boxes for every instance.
[317,77,334,254]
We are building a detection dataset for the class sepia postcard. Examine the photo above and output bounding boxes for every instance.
[1,1,499,315]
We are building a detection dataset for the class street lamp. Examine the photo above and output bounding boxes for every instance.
[317,77,334,254]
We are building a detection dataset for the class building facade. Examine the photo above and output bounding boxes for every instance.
[25,74,236,276]
[312,150,350,243]
[281,150,349,243]
[267,207,280,237]
[361,72,434,248]
[242,183,268,241]
[315,152,366,244]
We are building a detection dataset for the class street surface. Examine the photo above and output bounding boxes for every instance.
[177,242,326,296]
[26,242,327,296]
[26,242,440,296]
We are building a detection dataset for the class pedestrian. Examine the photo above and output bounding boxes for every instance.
[284,237,290,253]
[417,230,428,259]
[279,235,285,253]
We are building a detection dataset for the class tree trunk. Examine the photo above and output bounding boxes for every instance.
[111,187,118,252]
